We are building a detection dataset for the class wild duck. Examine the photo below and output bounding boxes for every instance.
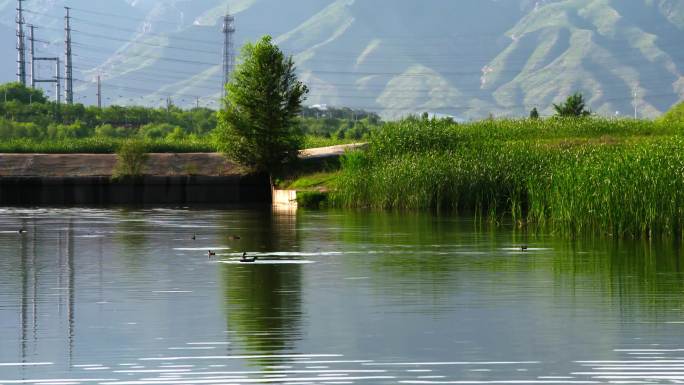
[240,252,258,263]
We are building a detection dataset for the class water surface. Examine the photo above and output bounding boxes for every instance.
[1,208,684,384]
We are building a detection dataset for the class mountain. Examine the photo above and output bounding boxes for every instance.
[0,0,682,119]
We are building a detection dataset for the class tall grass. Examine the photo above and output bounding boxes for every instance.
[333,117,684,238]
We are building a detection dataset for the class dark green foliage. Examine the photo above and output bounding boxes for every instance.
[0,83,48,104]
[530,107,539,119]
[112,139,149,178]
[553,93,591,117]
[299,116,377,141]
[216,36,308,175]
[296,191,328,208]
[0,102,217,141]
[301,106,380,123]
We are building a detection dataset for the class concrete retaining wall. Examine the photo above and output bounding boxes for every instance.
[0,175,271,205]
[273,189,298,208]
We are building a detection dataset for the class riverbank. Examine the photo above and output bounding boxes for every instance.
[0,144,361,205]
[331,118,684,239]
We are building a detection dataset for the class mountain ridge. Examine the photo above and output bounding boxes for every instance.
[0,0,681,119]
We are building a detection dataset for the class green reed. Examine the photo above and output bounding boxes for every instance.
[333,118,684,238]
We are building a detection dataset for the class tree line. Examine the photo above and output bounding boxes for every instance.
[0,82,380,142]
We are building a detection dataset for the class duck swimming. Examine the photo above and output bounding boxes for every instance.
[208,250,216,257]
[18,228,27,234]
[240,252,258,263]
[520,245,528,251]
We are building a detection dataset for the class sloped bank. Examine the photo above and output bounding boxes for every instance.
[0,153,270,205]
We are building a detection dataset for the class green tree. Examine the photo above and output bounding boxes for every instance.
[0,82,47,104]
[660,101,684,124]
[216,36,308,181]
[112,139,148,179]
[530,107,539,119]
[553,93,591,117]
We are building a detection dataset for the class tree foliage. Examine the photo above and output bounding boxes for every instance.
[660,101,684,124]
[0,83,48,104]
[553,93,591,117]
[216,36,309,175]
[530,107,539,119]
[112,139,148,178]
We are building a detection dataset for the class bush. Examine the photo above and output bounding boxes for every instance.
[297,191,328,208]
[661,101,684,124]
[112,139,149,179]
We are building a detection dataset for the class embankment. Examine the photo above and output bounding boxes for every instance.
[0,153,269,205]
[0,144,362,205]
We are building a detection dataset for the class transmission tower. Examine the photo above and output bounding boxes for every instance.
[64,6,73,104]
[222,12,235,99]
[16,0,26,85]
[29,25,61,103]
[28,24,34,88]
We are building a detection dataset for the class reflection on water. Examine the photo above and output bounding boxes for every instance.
[1,208,684,384]
[220,210,304,365]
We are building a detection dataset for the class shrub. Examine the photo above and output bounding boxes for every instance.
[297,191,328,209]
[112,139,149,179]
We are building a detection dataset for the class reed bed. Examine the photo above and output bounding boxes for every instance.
[333,118,684,238]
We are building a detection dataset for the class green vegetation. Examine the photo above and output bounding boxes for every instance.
[660,101,684,124]
[112,140,149,179]
[0,83,374,153]
[333,117,684,239]
[216,36,308,177]
[280,171,339,191]
[529,107,539,119]
[553,93,591,117]
[0,137,214,153]
[296,191,329,209]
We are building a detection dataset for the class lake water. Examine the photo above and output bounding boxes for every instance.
[2,208,684,385]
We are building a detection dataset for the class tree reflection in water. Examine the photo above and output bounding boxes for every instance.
[219,208,303,366]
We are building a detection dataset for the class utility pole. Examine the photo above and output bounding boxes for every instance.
[633,88,638,119]
[221,12,235,99]
[55,58,61,104]
[96,75,102,108]
[16,0,26,85]
[64,7,73,104]
[28,24,35,88]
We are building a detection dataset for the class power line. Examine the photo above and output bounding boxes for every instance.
[71,41,217,67]
[72,30,220,55]
[69,16,223,47]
